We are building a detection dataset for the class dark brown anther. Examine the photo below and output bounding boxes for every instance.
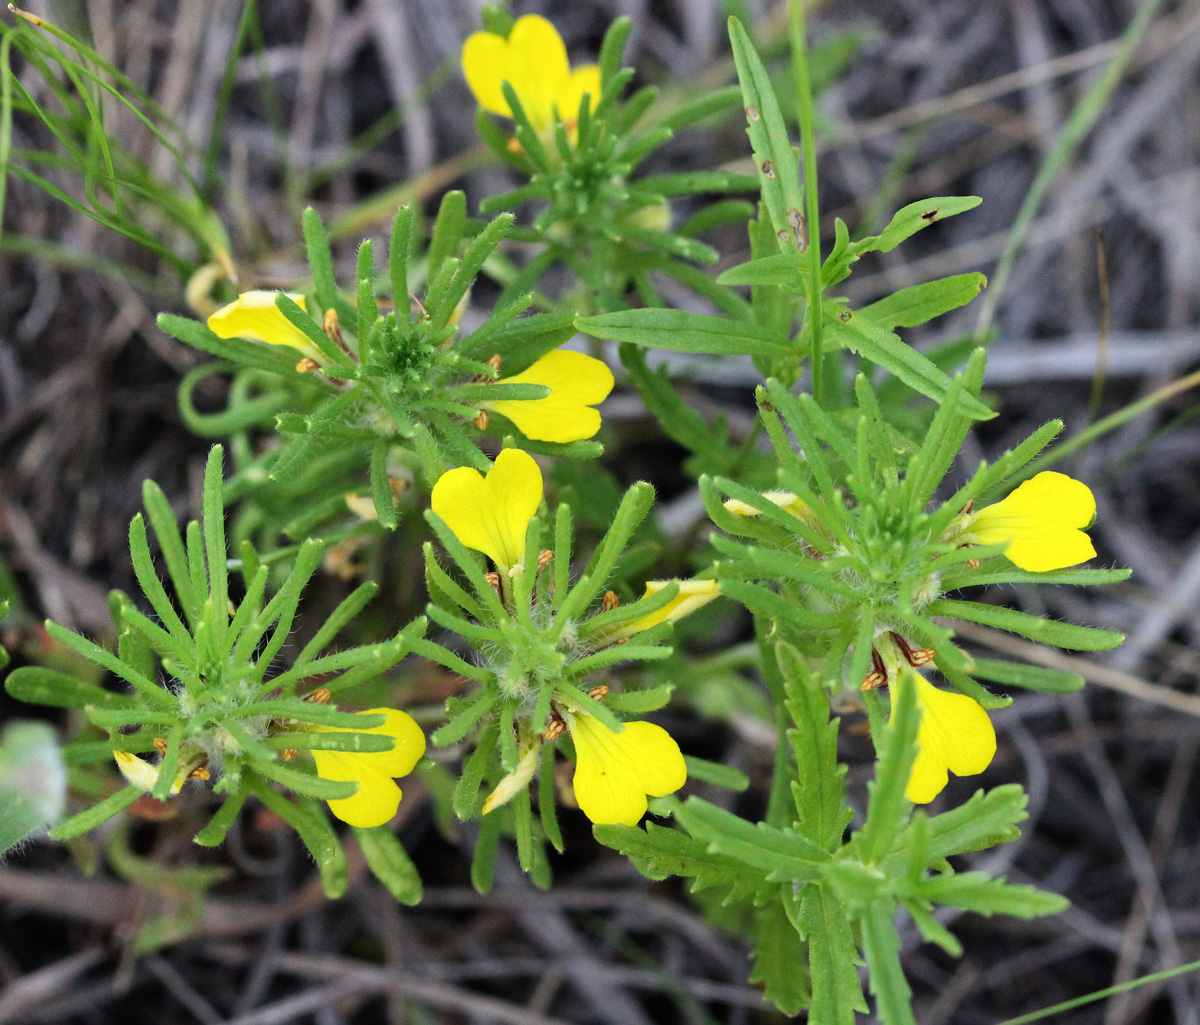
[587,684,610,701]
[861,648,888,690]
[304,688,332,705]
[861,671,886,691]
[891,632,935,668]
[474,410,489,431]
[601,590,620,612]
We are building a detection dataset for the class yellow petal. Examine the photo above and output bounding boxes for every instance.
[620,579,720,635]
[971,471,1097,572]
[723,490,810,520]
[481,745,539,815]
[310,708,426,828]
[894,673,996,804]
[113,750,185,795]
[430,449,543,570]
[461,15,570,132]
[570,715,686,826]
[557,64,601,124]
[207,291,315,354]
[483,350,614,443]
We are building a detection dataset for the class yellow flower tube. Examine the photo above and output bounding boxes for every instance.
[462,14,600,134]
[309,708,426,829]
[568,711,687,826]
[430,449,543,573]
[113,750,188,795]
[893,670,996,804]
[968,471,1096,572]
[207,290,317,356]
[612,579,720,638]
[481,350,614,443]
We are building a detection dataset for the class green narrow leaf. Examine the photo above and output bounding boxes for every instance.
[48,785,141,841]
[824,312,994,420]
[855,196,982,255]
[248,780,347,898]
[193,792,247,847]
[5,666,133,709]
[885,785,1028,868]
[777,642,852,852]
[427,189,466,286]
[859,273,987,330]
[970,658,1084,693]
[354,825,423,905]
[453,722,498,821]
[749,897,811,1016]
[728,18,808,257]
[854,668,918,865]
[301,206,339,315]
[801,885,868,1023]
[471,811,503,894]
[919,871,1068,918]
[578,309,791,359]
[927,599,1125,651]
[860,900,917,1025]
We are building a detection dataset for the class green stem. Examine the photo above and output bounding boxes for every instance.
[788,0,825,405]
[994,957,1200,1025]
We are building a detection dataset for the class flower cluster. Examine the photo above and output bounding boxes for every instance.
[429,448,713,826]
[207,292,614,447]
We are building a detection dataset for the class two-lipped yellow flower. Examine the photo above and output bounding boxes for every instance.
[462,15,600,135]
[892,669,996,804]
[309,708,426,828]
[482,350,613,443]
[969,471,1096,572]
[208,291,318,358]
[568,711,687,826]
[431,448,542,574]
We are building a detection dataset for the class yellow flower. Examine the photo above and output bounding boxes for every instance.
[113,750,188,795]
[462,14,601,134]
[893,670,996,804]
[430,448,543,573]
[723,490,810,519]
[615,579,720,637]
[970,471,1096,572]
[207,290,317,356]
[568,712,687,826]
[481,350,614,443]
[310,708,426,829]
